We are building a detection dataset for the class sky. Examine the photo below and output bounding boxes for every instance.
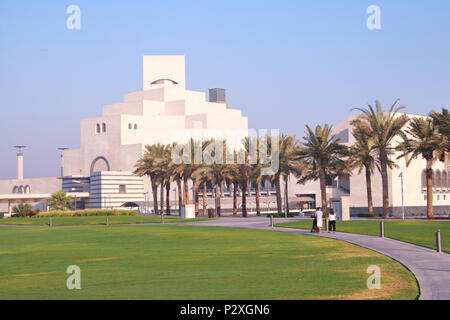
[1,0,450,179]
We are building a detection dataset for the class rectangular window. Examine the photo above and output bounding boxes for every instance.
[119,185,126,193]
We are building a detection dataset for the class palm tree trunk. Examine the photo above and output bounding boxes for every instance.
[177,180,182,216]
[165,183,170,215]
[216,183,221,217]
[275,173,282,215]
[426,161,434,219]
[183,178,189,205]
[365,165,374,214]
[380,150,390,218]
[194,180,199,216]
[151,179,158,215]
[255,182,261,216]
[233,181,238,216]
[285,175,289,215]
[319,168,327,213]
[202,182,206,215]
[241,180,248,217]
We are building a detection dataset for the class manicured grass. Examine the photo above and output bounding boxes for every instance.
[276,219,450,253]
[0,225,418,299]
[0,216,209,226]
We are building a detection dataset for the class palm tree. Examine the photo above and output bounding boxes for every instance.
[172,139,211,215]
[296,125,350,212]
[430,108,450,158]
[48,191,73,211]
[244,136,265,216]
[350,124,377,214]
[160,144,173,215]
[396,117,445,219]
[194,163,227,216]
[272,135,300,215]
[135,143,168,214]
[352,100,409,218]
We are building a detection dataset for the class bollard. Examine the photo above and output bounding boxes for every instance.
[436,230,442,253]
[161,214,165,224]
[270,215,274,228]
[106,216,109,226]
[49,217,52,227]
[380,220,384,238]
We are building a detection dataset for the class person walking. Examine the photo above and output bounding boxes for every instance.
[328,208,336,232]
[315,207,323,233]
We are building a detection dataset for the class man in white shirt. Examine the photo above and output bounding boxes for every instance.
[315,207,323,233]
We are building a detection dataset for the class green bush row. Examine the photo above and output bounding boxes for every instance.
[35,209,138,218]
[355,212,383,218]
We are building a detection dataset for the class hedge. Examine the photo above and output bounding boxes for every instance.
[355,212,383,218]
[35,209,138,218]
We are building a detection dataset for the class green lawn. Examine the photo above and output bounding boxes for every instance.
[0,225,418,299]
[276,219,450,253]
[0,216,209,226]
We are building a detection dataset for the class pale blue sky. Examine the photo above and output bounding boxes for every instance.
[1,0,450,179]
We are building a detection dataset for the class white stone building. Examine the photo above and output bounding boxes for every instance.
[0,55,448,218]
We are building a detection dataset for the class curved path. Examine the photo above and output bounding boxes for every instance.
[180,216,450,300]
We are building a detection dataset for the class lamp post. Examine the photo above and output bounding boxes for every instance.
[58,147,68,177]
[144,192,149,214]
[282,178,288,218]
[398,172,405,220]
[213,185,217,217]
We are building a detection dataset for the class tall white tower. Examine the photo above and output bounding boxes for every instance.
[14,145,26,180]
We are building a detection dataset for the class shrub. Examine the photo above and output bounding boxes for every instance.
[269,212,297,218]
[48,192,73,211]
[12,204,40,217]
[355,212,383,218]
[35,209,138,218]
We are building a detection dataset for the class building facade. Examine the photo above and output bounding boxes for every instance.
[0,55,448,217]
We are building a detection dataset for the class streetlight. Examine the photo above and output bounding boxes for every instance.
[144,192,149,214]
[398,172,405,220]
[282,177,288,218]
[58,147,68,177]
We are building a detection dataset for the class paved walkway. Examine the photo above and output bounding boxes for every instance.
[179,216,450,300]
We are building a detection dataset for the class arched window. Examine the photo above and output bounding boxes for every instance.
[102,123,106,133]
[150,79,178,85]
[128,123,132,129]
[421,170,426,189]
[448,170,450,188]
[442,170,448,189]
[18,185,24,194]
[435,171,441,188]
[90,156,111,174]
[12,186,18,194]
[24,185,31,194]
[134,124,138,130]
[96,123,101,133]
